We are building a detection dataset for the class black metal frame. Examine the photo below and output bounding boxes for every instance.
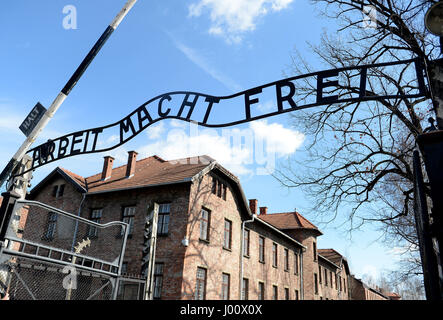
[22,58,427,175]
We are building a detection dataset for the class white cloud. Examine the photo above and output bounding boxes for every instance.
[0,108,62,142]
[146,122,166,139]
[361,265,378,282]
[188,0,294,43]
[256,100,276,113]
[138,126,253,175]
[386,245,419,262]
[170,119,188,128]
[136,120,304,176]
[250,120,305,155]
[170,37,243,92]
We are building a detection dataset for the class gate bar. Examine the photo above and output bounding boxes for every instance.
[0,0,138,189]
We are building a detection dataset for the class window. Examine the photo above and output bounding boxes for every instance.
[212,177,217,194]
[294,252,299,275]
[258,282,265,300]
[157,203,170,236]
[88,209,102,237]
[52,184,65,198]
[259,236,265,263]
[314,274,319,294]
[336,274,339,290]
[319,266,322,284]
[121,206,135,236]
[284,288,290,300]
[45,212,58,239]
[195,267,207,300]
[284,248,289,271]
[242,278,249,300]
[243,229,250,257]
[295,289,299,300]
[222,273,230,300]
[325,269,328,287]
[272,285,278,300]
[121,262,128,275]
[200,208,210,241]
[330,271,333,288]
[217,180,222,198]
[153,263,164,299]
[313,242,317,261]
[212,176,227,201]
[344,278,346,293]
[223,219,232,250]
[272,243,278,267]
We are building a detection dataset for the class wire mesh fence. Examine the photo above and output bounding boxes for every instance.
[0,200,130,300]
[2,255,115,300]
[116,276,146,300]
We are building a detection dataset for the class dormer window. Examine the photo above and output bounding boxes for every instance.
[211,176,227,200]
[52,184,65,198]
[313,242,317,261]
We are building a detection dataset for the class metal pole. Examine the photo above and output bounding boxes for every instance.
[0,0,138,190]
[412,149,442,300]
[143,203,159,300]
[416,132,443,300]
[426,59,443,130]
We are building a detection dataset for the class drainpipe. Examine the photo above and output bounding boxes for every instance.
[239,213,256,299]
[300,248,305,300]
[70,193,87,252]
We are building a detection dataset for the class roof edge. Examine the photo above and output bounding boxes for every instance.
[86,179,192,195]
[318,254,340,269]
[29,167,86,197]
[254,217,306,250]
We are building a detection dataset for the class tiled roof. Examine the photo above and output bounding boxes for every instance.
[258,211,321,234]
[59,167,87,189]
[85,155,213,193]
[387,292,401,299]
[318,249,343,265]
[29,155,214,197]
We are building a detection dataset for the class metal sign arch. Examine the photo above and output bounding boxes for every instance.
[22,57,428,176]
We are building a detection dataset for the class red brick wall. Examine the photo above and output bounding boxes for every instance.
[21,169,351,301]
[181,172,243,299]
[182,172,304,300]
[284,229,318,300]
[316,259,350,300]
[25,174,192,299]
[242,221,302,300]
[349,276,387,300]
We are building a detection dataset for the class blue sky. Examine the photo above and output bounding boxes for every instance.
[0,0,404,280]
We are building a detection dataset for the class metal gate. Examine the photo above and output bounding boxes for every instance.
[0,200,129,300]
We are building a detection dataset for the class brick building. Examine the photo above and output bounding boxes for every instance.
[349,275,389,300]
[4,151,396,300]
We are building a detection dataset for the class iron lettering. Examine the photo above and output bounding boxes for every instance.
[22,58,426,174]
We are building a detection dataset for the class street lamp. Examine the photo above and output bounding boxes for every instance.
[425,1,443,37]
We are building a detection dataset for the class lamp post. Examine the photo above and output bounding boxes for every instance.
[413,0,443,300]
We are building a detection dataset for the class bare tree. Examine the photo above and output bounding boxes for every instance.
[274,0,440,286]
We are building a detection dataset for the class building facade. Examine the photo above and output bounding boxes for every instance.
[6,152,397,300]
[349,276,389,300]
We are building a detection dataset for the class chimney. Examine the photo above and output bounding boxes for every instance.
[259,207,268,215]
[249,199,258,215]
[126,151,138,178]
[101,156,114,181]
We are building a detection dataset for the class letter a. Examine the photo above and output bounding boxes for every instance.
[63,5,78,30]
